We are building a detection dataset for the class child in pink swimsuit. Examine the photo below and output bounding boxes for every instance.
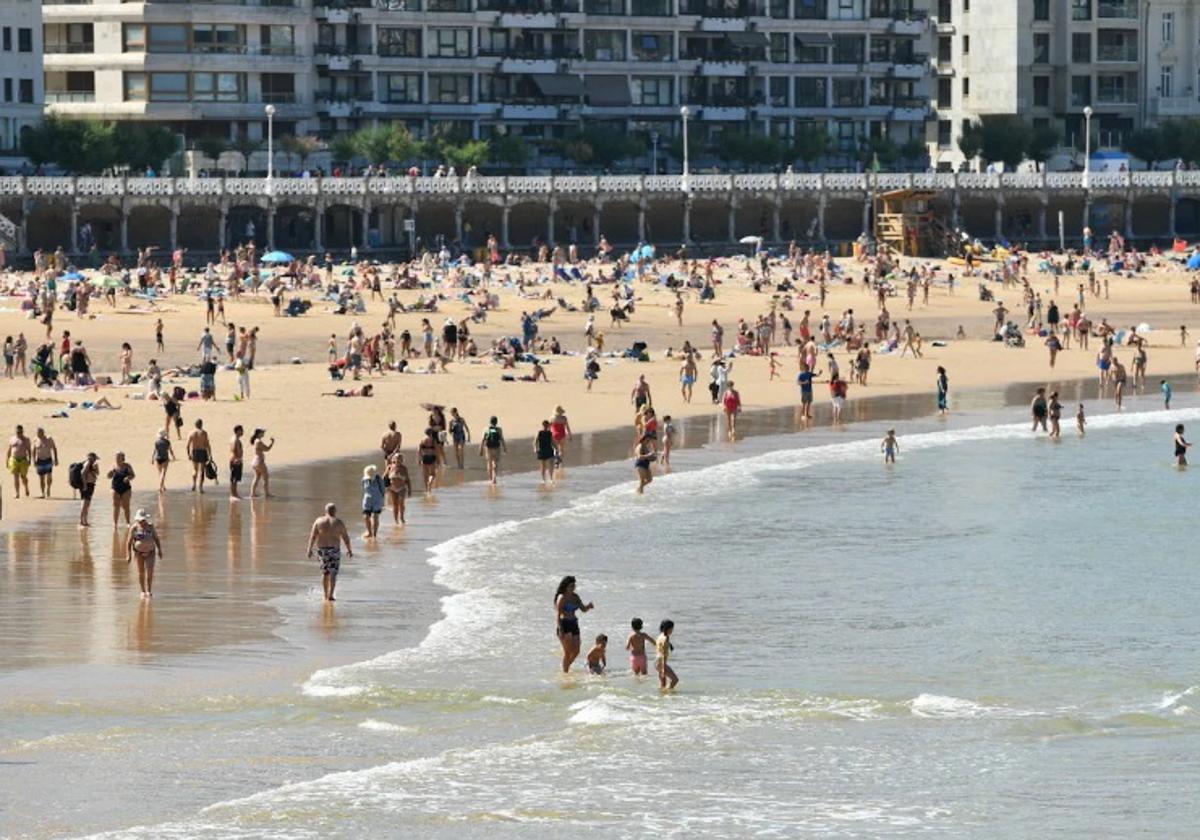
[626,617,654,675]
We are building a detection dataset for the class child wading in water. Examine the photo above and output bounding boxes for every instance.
[1175,424,1191,467]
[881,429,899,464]
[626,618,654,676]
[657,619,678,690]
[586,634,607,675]
[1076,403,1087,436]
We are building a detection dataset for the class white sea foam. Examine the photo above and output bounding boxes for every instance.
[909,693,1000,719]
[358,719,409,732]
[304,407,1196,699]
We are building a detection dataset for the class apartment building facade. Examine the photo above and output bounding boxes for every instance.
[0,0,44,168]
[42,0,932,161]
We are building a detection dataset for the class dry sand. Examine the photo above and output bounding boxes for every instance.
[0,253,1195,526]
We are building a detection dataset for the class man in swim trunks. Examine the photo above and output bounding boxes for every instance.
[32,427,58,498]
[5,424,31,498]
[630,375,652,411]
[229,424,244,500]
[186,419,211,493]
[79,451,99,527]
[381,421,402,460]
[306,502,353,602]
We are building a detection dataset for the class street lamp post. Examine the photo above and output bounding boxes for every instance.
[264,103,277,191]
[1082,105,1093,191]
[680,105,690,194]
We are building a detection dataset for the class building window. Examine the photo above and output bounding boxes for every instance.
[631,32,670,61]
[1072,0,1091,20]
[794,76,826,107]
[584,30,626,61]
[831,34,864,64]
[122,24,145,52]
[937,119,951,148]
[193,24,244,54]
[431,29,470,58]
[18,78,32,103]
[147,24,187,54]
[795,40,828,64]
[962,76,969,97]
[832,77,862,107]
[768,76,788,106]
[2,79,10,103]
[1161,64,1174,98]
[962,35,969,55]
[1033,32,1049,63]
[17,28,31,53]
[149,72,189,102]
[937,77,951,107]
[193,72,244,102]
[123,72,146,101]
[382,73,421,103]
[261,25,295,56]
[1070,74,1091,106]
[3,28,11,52]
[1033,0,1049,19]
[429,73,471,103]
[1033,75,1050,107]
[796,0,827,20]
[632,76,671,105]
[1162,11,1175,44]
[1072,32,1090,63]
[378,27,421,58]
[769,32,787,63]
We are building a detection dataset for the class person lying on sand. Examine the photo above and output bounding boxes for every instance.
[322,385,374,398]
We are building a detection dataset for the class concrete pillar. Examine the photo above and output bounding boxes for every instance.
[683,199,691,243]
[592,204,601,248]
[360,207,370,250]
[1083,198,1092,232]
[169,206,178,252]
[861,197,870,236]
[219,207,228,252]
[69,205,78,254]
[501,204,511,250]
[547,203,555,246]
[994,199,1003,240]
[950,193,960,230]
[18,198,29,255]
[1124,199,1134,240]
[453,204,464,245]
[1170,196,1178,238]
[772,202,781,243]
[817,194,826,241]
[637,204,646,242]
[728,204,736,243]
[1037,204,1047,240]
[314,202,324,251]
[119,209,129,253]
[266,205,276,251]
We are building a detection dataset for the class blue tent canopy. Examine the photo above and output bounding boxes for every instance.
[261,250,294,264]
[1187,252,1200,271]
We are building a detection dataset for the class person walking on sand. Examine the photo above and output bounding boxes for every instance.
[554,575,593,673]
[1031,387,1049,433]
[186,420,211,493]
[631,375,652,411]
[657,619,678,690]
[829,374,848,424]
[151,428,175,492]
[107,451,134,527]
[229,425,245,500]
[33,427,58,499]
[797,362,820,421]
[634,433,656,494]
[936,366,949,415]
[78,452,98,527]
[125,509,162,599]
[723,381,742,440]
[307,503,353,602]
[250,429,275,498]
[479,416,507,485]
[361,465,386,539]
[1175,424,1191,466]
[6,424,31,499]
[381,421,402,460]
[384,451,411,525]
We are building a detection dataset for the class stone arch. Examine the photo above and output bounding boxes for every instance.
[644,198,683,245]
[177,205,220,252]
[1000,196,1043,242]
[1177,197,1200,238]
[957,195,995,241]
[508,201,549,251]
[824,197,866,242]
[780,197,819,243]
[1045,196,1084,244]
[598,200,639,246]
[128,204,171,251]
[552,199,595,249]
[462,200,501,252]
[25,201,70,252]
[275,205,316,251]
[414,200,454,248]
[227,205,267,249]
[77,203,121,252]
[734,198,773,242]
[323,203,362,251]
[1130,196,1170,239]
[689,197,727,244]
[1085,197,1124,237]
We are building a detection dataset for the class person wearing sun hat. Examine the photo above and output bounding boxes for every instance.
[124,508,163,598]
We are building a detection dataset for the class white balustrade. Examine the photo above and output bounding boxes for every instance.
[0,177,23,196]
[323,178,368,195]
[77,177,125,197]
[1132,172,1174,187]
[552,175,598,193]
[271,178,318,196]
[874,173,912,190]
[644,175,684,192]
[507,176,553,194]
[733,173,778,190]
[1088,172,1129,189]
[372,177,414,196]
[1044,172,1082,189]
[823,173,866,190]
[126,178,174,196]
[599,175,643,192]
[225,178,270,196]
[1173,171,1200,187]
[179,179,225,196]
[26,177,75,196]
[956,173,998,189]
[912,172,953,189]
[999,172,1043,189]
[690,174,731,192]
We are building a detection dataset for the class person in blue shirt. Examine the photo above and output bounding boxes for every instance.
[796,362,821,421]
[1161,379,1173,410]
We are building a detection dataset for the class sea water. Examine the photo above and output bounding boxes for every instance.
[63,405,1200,839]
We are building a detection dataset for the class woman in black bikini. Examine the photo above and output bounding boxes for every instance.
[107,451,135,527]
[418,428,439,493]
[554,575,593,674]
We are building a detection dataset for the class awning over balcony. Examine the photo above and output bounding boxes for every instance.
[724,31,768,49]
[584,75,632,106]
[794,32,834,45]
[531,74,585,99]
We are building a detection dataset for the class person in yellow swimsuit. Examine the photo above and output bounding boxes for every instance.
[656,619,678,691]
[5,424,31,498]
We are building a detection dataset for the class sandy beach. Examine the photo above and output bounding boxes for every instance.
[0,250,1195,527]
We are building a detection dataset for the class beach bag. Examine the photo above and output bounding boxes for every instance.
[204,460,218,482]
[67,462,84,490]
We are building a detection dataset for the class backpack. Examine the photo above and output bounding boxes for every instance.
[68,462,84,490]
[483,426,501,449]
[204,460,218,481]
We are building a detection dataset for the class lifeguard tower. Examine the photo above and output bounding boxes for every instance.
[873,188,951,257]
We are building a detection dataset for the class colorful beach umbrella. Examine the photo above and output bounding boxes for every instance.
[261,251,294,264]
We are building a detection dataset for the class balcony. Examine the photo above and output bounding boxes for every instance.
[681,0,765,16]
[478,46,580,60]
[261,91,298,104]
[1152,96,1199,118]
[1097,44,1137,62]
[44,43,95,54]
[630,0,671,13]
[477,0,580,10]
[1096,89,1137,105]
[46,91,96,102]
[1098,1,1137,18]
[144,0,299,5]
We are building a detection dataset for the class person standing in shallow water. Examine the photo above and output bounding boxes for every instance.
[307,502,353,602]
[1031,387,1048,433]
[936,366,949,415]
[554,575,593,673]
[1175,424,1191,466]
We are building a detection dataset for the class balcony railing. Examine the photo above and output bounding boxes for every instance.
[1098,1,1138,18]
[683,48,763,61]
[44,43,95,54]
[1096,89,1137,104]
[682,0,765,15]
[477,0,581,11]
[630,0,672,14]
[315,44,376,56]
[261,92,298,103]
[1097,44,1137,61]
[479,46,581,59]
[45,91,96,102]
[142,0,298,5]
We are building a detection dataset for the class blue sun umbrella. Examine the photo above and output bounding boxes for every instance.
[62,271,85,281]
[261,251,294,264]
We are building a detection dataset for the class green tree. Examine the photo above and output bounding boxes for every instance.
[351,125,397,165]
[978,116,1031,169]
[667,131,704,168]
[489,133,532,168]
[857,136,900,170]
[113,123,177,173]
[1160,118,1200,164]
[714,132,786,170]
[329,134,357,166]
[194,135,229,166]
[442,138,490,171]
[899,137,926,163]
[958,121,984,164]
[1025,122,1060,166]
[21,117,118,174]
[558,125,645,169]
[790,125,831,170]
[230,136,261,174]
